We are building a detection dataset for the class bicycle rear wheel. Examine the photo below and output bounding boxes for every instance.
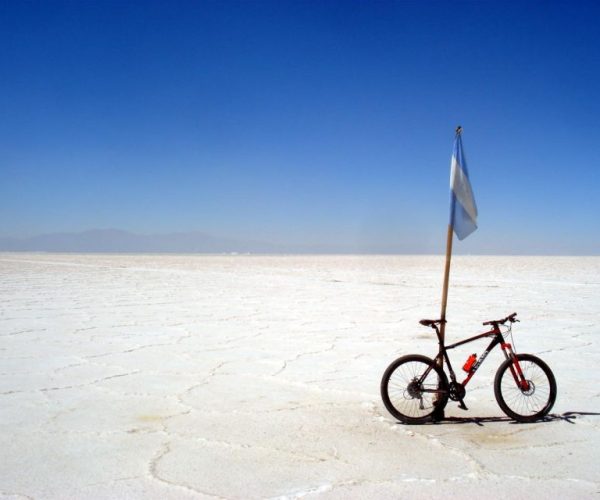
[380,354,449,424]
[494,353,557,422]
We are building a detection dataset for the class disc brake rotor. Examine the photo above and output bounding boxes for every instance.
[521,380,535,396]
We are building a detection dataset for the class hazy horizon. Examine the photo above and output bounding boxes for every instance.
[1,227,599,255]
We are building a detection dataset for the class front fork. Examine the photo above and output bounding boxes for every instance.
[501,342,530,391]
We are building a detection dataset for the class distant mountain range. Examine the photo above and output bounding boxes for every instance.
[0,229,291,253]
[1,229,591,255]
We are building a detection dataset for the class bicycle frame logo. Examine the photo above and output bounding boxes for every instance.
[464,347,491,382]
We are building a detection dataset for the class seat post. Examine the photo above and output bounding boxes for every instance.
[433,325,444,349]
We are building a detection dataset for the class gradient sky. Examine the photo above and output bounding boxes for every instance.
[1,1,599,254]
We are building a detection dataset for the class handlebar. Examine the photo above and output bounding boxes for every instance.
[482,312,519,326]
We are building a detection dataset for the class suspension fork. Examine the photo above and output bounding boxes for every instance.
[501,342,530,391]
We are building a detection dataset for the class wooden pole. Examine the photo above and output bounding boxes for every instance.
[438,223,454,346]
[432,127,462,420]
[438,125,461,356]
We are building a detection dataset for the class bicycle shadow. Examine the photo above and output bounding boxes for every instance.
[427,411,600,426]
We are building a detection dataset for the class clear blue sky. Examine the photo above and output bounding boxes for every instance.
[1,1,599,254]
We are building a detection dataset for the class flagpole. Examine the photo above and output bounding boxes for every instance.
[432,127,461,420]
[433,125,474,419]
[438,125,461,352]
[438,223,454,345]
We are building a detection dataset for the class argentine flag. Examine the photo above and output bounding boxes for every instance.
[449,130,477,240]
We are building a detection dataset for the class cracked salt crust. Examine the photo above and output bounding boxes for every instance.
[0,254,599,499]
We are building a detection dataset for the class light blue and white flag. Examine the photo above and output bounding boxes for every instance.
[449,131,477,240]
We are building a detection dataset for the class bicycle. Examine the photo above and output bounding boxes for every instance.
[380,313,557,424]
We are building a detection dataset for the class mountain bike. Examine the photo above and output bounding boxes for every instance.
[380,313,557,423]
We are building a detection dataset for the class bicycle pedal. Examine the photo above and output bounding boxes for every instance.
[458,400,469,411]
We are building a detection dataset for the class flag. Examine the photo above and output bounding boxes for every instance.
[449,129,477,240]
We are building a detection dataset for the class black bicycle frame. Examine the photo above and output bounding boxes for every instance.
[427,324,529,390]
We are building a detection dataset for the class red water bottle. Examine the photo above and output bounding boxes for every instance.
[463,354,477,373]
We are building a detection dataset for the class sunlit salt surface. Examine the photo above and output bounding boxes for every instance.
[1,254,599,499]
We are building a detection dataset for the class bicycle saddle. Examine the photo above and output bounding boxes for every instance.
[419,319,446,327]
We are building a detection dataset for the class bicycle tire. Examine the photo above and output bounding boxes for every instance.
[494,353,557,422]
[380,354,449,424]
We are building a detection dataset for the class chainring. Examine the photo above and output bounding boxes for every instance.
[448,381,466,401]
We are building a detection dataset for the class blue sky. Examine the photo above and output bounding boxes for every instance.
[1,1,599,254]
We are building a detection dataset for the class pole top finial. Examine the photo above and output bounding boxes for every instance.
[456,125,462,135]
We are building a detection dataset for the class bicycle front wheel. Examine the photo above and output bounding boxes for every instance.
[380,354,449,424]
[494,353,557,422]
